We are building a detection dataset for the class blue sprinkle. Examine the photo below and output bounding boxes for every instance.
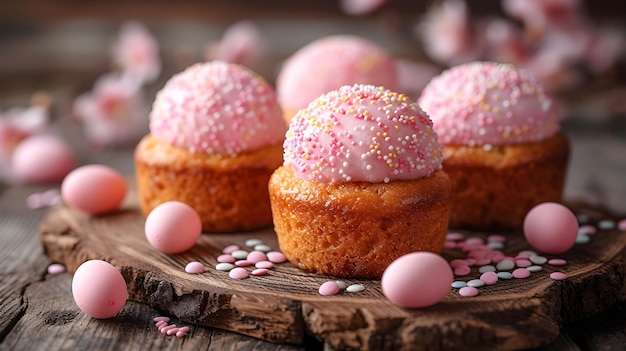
[451,281,467,289]
[497,272,513,280]
[598,219,615,230]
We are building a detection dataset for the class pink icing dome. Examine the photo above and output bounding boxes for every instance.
[276,35,398,117]
[149,61,287,156]
[417,61,559,147]
[283,84,443,184]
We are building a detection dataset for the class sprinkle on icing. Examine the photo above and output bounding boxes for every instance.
[283,84,443,183]
[418,61,559,146]
[149,61,287,156]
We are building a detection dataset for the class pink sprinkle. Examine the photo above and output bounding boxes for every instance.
[454,265,471,276]
[446,232,465,241]
[246,250,267,263]
[166,327,180,336]
[47,263,66,275]
[234,260,253,267]
[251,268,269,276]
[512,268,531,279]
[490,251,505,263]
[618,219,626,231]
[579,224,597,235]
[548,258,567,266]
[267,251,287,263]
[26,193,43,209]
[516,252,532,259]
[255,260,274,269]
[487,234,506,243]
[222,244,240,254]
[155,320,168,329]
[449,259,468,268]
[176,326,190,338]
[515,259,532,268]
[153,316,170,323]
[319,281,340,296]
[185,261,205,274]
[550,272,568,280]
[217,254,236,263]
[465,237,484,245]
[161,325,177,334]
[474,258,491,266]
[459,286,479,297]
[229,267,249,279]
[465,258,477,266]
[480,271,498,285]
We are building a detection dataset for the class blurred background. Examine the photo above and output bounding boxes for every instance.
[1,0,625,210]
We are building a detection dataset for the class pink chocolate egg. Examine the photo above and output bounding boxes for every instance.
[61,164,127,215]
[381,252,453,308]
[11,134,76,184]
[145,201,202,254]
[72,260,127,319]
[523,202,578,254]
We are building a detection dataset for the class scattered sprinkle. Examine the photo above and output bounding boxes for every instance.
[346,284,365,293]
[459,286,479,297]
[184,261,205,274]
[229,267,249,279]
[550,272,568,280]
[451,281,468,289]
[548,258,567,266]
[512,268,531,279]
[319,281,340,296]
[215,263,235,271]
[47,263,66,275]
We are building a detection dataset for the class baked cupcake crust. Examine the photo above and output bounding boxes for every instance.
[443,132,570,230]
[135,134,283,232]
[268,166,452,278]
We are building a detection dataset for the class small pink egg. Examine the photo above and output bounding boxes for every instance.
[11,134,75,184]
[381,252,453,308]
[71,260,127,319]
[145,201,201,254]
[61,164,127,215]
[523,202,578,254]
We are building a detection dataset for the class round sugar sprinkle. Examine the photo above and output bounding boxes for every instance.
[449,259,468,268]
[255,261,274,269]
[597,219,615,230]
[459,286,479,297]
[346,284,365,293]
[215,263,235,271]
[497,272,513,280]
[576,233,591,244]
[579,225,597,235]
[245,238,264,247]
[496,260,515,271]
[467,279,485,288]
[185,261,205,274]
[512,268,531,279]
[480,271,498,285]
[251,268,269,276]
[487,235,506,243]
[515,259,532,268]
[548,258,567,266]
[487,242,504,250]
[267,251,287,263]
[529,255,548,265]
[518,250,538,257]
[254,244,272,252]
[217,254,236,263]
[231,249,249,260]
[234,260,253,267]
[229,267,249,279]
[451,281,467,289]
[526,265,543,273]
[246,251,267,263]
[478,265,496,273]
[446,232,465,241]
[47,263,66,275]
[550,272,568,280]
[335,281,348,290]
[319,281,340,296]
[454,266,471,276]
[618,219,626,231]
[222,244,240,254]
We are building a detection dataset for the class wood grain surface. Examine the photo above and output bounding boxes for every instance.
[40,198,626,351]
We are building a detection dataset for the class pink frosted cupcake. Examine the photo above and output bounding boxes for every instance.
[418,61,570,230]
[276,35,398,123]
[135,61,287,232]
[268,84,452,278]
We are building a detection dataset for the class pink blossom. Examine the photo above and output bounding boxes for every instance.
[112,21,161,85]
[502,0,582,35]
[72,73,147,148]
[340,0,389,16]
[0,105,49,166]
[204,21,266,70]
[416,0,480,66]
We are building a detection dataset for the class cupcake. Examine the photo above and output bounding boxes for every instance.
[268,84,452,279]
[276,35,398,123]
[135,61,287,232]
[418,61,569,230]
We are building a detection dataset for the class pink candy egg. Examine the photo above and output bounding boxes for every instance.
[381,252,453,308]
[71,260,127,319]
[145,201,201,254]
[61,164,127,215]
[11,134,76,184]
[523,202,578,254]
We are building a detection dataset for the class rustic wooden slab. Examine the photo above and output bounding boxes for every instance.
[40,200,626,351]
